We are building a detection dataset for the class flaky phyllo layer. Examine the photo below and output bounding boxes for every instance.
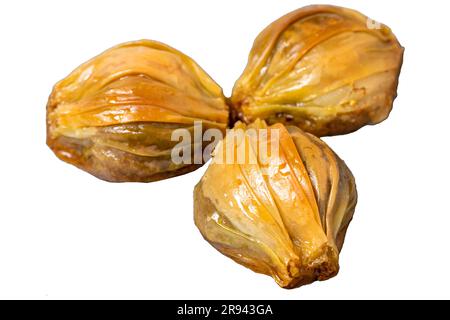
[194,120,357,288]
[231,5,404,137]
[47,40,228,182]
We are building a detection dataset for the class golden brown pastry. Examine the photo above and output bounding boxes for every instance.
[194,120,357,288]
[231,5,404,136]
[47,40,228,182]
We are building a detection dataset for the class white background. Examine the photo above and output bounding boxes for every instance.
[0,0,449,299]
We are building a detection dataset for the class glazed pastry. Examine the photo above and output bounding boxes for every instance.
[47,40,228,182]
[231,5,404,136]
[194,120,357,288]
